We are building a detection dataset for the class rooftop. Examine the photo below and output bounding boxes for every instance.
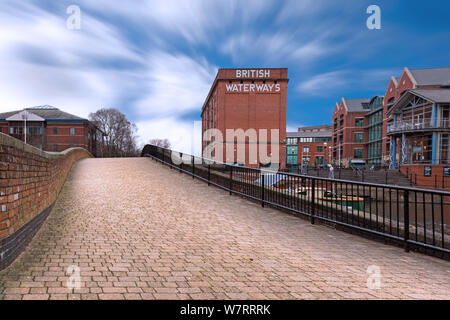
[0,106,87,121]
[287,130,332,138]
[297,124,332,132]
[343,98,372,112]
[409,67,450,86]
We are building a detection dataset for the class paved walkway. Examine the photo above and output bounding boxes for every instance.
[0,158,449,300]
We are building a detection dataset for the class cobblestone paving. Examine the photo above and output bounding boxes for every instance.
[0,158,449,300]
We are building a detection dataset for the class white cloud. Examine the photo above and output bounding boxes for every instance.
[220,32,328,64]
[297,71,349,96]
[136,51,217,118]
[136,117,202,155]
[297,68,398,97]
[0,1,144,117]
[78,0,275,45]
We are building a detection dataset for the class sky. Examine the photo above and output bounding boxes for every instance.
[0,0,449,154]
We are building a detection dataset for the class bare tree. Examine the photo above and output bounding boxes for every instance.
[149,138,171,149]
[89,108,139,157]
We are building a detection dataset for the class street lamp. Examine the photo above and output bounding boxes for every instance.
[329,146,332,164]
[323,142,327,169]
[21,110,29,144]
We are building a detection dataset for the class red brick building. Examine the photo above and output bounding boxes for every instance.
[385,67,450,188]
[331,98,371,167]
[286,125,332,171]
[0,106,104,157]
[201,68,288,169]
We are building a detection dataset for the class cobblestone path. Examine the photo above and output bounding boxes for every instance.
[0,158,448,300]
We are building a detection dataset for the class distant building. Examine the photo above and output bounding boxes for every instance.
[331,98,371,167]
[201,68,288,169]
[366,95,384,166]
[383,67,450,169]
[0,106,104,157]
[286,125,332,171]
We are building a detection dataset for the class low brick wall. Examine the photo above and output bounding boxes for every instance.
[0,133,91,270]
[400,164,449,189]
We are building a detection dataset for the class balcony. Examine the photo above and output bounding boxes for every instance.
[387,119,450,134]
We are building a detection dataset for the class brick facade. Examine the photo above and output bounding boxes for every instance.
[286,125,332,170]
[0,107,103,157]
[201,68,288,169]
[0,133,91,269]
[400,164,449,189]
[331,99,369,167]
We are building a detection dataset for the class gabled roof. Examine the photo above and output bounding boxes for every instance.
[342,98,371,112]
[409,89,450,103]
[6,110,45,122]
[0,106,87,121]
[408,67,450,86]
[387,88,450,116]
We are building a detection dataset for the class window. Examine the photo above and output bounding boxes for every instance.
[315,156,324,166]
[9,127,14,134]
[28,127,41,135]
[316,146,323,152]
[355,118,364,127]
[286,137,297,145]
[303,146,310,153]
[302,156,310,164]
[54,144,58,152]
[354,148,363,159]
[287,146,298,155]
[287,155,297,165]
[354,132,363,143]
[53,127,58,135]
[70,128,75,135]
[440,134,449,164]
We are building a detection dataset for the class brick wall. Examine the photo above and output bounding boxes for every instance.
[0,132,91,269]
[400,164,450,190]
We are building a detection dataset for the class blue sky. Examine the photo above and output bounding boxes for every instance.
[0,0,449,153]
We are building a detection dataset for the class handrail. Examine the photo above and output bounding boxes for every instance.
[142,144,450,259]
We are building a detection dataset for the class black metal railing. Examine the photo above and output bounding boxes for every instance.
[141,144,450,258]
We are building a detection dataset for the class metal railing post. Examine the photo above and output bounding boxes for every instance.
[208,164,211,186]
[404,189,410,252]
[170,150,172,169]
[192,156,195,179]
[261,174,265,207]
[180,153,183,173]
[311,179,315,224]
[229,165,233,195]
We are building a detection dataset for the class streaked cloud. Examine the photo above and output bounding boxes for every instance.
[0,0,448,150]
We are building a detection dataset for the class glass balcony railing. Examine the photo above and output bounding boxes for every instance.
[387,119,450,133]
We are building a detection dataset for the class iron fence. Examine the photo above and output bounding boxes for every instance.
[142,144,450,258]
